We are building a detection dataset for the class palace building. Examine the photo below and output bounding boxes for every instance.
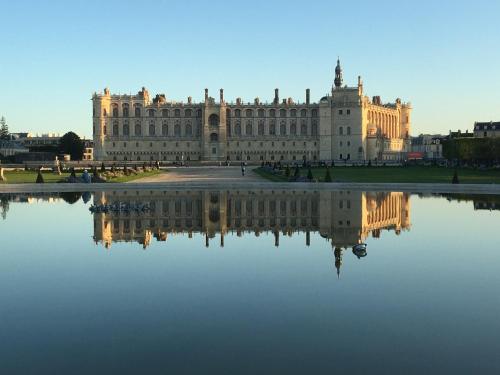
[92,61,412,163]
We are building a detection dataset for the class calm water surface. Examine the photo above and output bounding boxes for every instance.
[0,190,499,374]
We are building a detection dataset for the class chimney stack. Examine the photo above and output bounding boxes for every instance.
[274,88,279,104]
[306,89,310,105]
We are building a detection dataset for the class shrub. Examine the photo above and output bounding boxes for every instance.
[324,167,332,182]
[36,170,44,183]
[452,170,459,184]
[307,168,313,180]
[100,162,106,173]
[294,165,300,178]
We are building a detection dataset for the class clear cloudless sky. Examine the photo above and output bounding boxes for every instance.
[0,0,499,138]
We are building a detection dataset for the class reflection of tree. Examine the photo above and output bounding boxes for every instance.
[1,196,9,220]
[60,192,82,204]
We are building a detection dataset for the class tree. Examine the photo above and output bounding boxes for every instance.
[59,132,84,160]
[0,116,9,140]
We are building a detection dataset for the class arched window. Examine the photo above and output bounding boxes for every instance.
[312,109,318,117]
[196,109,202,118]
[226,108,231,119]
[162,123,168,136]
[162,109,169,117]
[269,109,276,118]
[112,105,118,117]
[113,121,119,136]
[123,104,129,117]
[300,109,307,117]
[258,120,264,135]
[258,109,265,118]
[148,109,155,117]
[312,120,318,136]
[103,109,107,117]
[339,126,343,135]
[208,114,219,126]
[174,109,180,117]
[135,122,142,136]
[186,122,192,136]
[123,122,130,136]
[174,123,181,136]
[235,109,241,118]
[290,121,297,135]
[185,109,192,117]
[280,121,286,135]
[210,133,218,142]
[149,122,155,136]
[235,121,241,135]
[269,120,276,135]
[347,126,351,135]
[280,109,286,118]
[246,121,253,136]
[290,109,297,117]
[300,120,307,135]
[246,109,253,117]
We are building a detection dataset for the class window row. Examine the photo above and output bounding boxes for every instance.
[227,120,319,136]
[227,108,318,118]
[105,122,202,137]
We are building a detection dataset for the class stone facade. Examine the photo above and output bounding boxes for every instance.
[92,61,411,163]
[474,121,500,138]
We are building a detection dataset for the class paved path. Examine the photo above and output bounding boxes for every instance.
[128,166,264,183]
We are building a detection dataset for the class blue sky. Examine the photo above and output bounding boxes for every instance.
[0,0,499,138]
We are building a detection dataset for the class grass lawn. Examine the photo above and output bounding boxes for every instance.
[2,171,71,184]
[1,169,163,184]
[255,166,500,184]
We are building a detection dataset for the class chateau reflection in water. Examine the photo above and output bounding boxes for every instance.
[92,190,411,261]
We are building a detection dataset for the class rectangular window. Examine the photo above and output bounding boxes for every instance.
[338,110,343,115]
[212,147,216,154]
[347,109,351,115]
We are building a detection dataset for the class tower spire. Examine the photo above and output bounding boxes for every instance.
[334,58,343,89]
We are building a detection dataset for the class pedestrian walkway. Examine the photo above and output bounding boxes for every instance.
[128,166,264,183]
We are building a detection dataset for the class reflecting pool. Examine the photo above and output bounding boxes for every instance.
[1,190,499,374]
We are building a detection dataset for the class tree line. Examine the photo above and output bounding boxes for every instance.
[442,137,500,164]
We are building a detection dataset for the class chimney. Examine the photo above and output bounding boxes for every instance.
[306,88,310,105]
[274,88,279,104]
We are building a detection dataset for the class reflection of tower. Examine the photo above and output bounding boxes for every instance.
[334,247,342,279]
[203,190,227,247]
[93,191,112,248]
